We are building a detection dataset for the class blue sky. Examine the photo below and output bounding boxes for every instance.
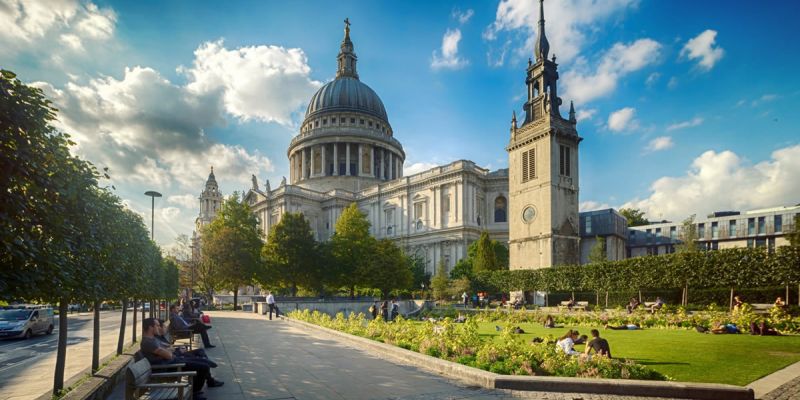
[3,0,799,248]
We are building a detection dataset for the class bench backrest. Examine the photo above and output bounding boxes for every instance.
[125,358,152,399]
[576,301,589,306]
[559,301,571,305]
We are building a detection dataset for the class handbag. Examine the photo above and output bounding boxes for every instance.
[201,314,211,324]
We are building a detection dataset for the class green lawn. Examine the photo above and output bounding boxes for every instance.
[476,322,800,386]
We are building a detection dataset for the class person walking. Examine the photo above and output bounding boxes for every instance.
[390,299,399,321]
[380,300,389,321]
[266,291,279,320]
[369,302,379,319]
[462,292,469,308]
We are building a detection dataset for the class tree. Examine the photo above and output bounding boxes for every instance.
[430,261,450,301]
[588,236,607,264]
[201,193,262,310]
[450,258,472,279]
[408,254,431,294]
[367,239,413,298]
[787,214,800,247]
[619,208,649,227]
[676,215,699,253]
[331,203,376,297]
[472,231,500,273]
[260,212,319,296]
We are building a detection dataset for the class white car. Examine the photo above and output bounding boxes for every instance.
[0,306,54,339]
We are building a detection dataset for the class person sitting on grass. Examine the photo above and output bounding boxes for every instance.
[573,334,589,345]
[556,329,581,356]
[650,297,664,313]
[454,313,467,323]
[711,321,740,334]
[584,329,612,359]
[750,321,780,336]
[605,323,641,330]
[543,315,559,328]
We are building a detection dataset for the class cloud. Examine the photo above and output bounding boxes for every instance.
[680,29,724,71]
[168,194,199,210]
[562,38,661,104]
[580,200,611,212]
[0,0,116,56]
[404,162,440,176]
[751,94,778,107]
[667,77,679,89]
[431,28,469,70]
[484,0,638,65]
[645,136,674,152]
[607,107,638,132]
[576,108,597,121]
[622,145,800,221]
[666,117,703,131]
[645,72,660,87]
[181,40,321,125]
[452,8,474,25]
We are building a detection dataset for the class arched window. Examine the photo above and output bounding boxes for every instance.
[494,196,507,223]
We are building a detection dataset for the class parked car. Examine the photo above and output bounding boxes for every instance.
[68,304,81,312]
[0,305,54,339]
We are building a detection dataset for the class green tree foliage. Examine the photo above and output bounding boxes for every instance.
[368,239,413,298]
[450,258,472,279]
[587,236,607,264]
[676,215,699,253]
[788,214,800,247]
[201,193,262,310]
[451,232,509,280]
[473,231,500,273]
[408,254,431,292]
[331,203,376,297]
[430,261,450,301]
[260,212,320,296]
[619,208,649,227]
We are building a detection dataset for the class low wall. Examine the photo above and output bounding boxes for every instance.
[283,317,754,400]
[255,299,430,318]
[50,350,133,400]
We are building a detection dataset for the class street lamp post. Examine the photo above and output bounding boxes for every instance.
[144,191,162,240]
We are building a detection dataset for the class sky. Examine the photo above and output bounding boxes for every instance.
[3,0,800,250]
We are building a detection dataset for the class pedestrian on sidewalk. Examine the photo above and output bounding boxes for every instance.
[462,292,468,308]
[381,300,389,321]
[267,291,280,320]
[369,302,379,319]
[390,299,399,321]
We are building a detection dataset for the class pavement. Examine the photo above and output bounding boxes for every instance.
[106,311,800,400]
[0,310,134,400]
[749,361,800,400]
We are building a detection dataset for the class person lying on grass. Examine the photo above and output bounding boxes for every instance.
[711,322,740,334]
[605,323,641,330]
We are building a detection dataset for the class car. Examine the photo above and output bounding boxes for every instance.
[68,304,81,312]
[0,305,54,339]
[143,302,150,311]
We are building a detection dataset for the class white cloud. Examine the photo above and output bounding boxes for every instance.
[580,200,611,212]
[431,28,469,70]
[576,108,597,121]
[452,8,474,25]
[607,107,638,132]
[645,72,660,87]
[666,117,703,131]
[623,145,800,221]
[404,162,440,176]
[168,194,199,210]
[484,0,637,65]
[562,38,661,104]
[645,136,674,152]
[182,40,321,125]
[667,76,678,89]
[0,0,115,56]
[751,94,778,106]
[680,29,724,71]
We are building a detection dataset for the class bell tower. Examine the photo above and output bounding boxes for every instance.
[506,0,582,271]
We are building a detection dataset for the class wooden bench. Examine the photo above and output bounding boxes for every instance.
[558,301,588,311]
[125,358,196,400]
[750,303,774,315]
[165,321,194,350]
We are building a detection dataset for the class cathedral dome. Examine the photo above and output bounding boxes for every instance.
[304,77,388,123]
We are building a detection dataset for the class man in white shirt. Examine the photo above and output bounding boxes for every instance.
[266,291,279,320]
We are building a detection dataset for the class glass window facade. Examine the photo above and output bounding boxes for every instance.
[758,217,766,234]
[711,222,718,238]
[748,218,755,235]
[775,215,783,233]
[729,220,736,237]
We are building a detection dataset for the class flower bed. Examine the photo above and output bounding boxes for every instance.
[288,309,667,380]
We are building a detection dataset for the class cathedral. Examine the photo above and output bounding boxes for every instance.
[194,1,587,277]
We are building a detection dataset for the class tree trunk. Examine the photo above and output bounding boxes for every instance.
[638,290,642,304]
[595,291,599,306]
[729,288,734,311]
[92,300,100,373]
[233,291,238,311]
[605,291,609,308]
[786,285,790,305]
[149,299,154,318]
[53,299,69,395]
[132,300,138,343]
[117,299,128,355]
[350,285,355,300]
[141,300,145,322]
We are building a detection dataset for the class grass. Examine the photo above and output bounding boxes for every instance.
[476,322,800,386]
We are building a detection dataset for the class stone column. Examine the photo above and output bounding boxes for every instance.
[321,144,327,177]
[389,152,394,180]
[358,144,363,176]
[333,143,338,176]
[301,148,307,180]
[309,146,315,177]
[370,146,376,178]
[345,143,351,176]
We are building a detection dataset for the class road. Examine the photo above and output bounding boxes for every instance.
[0,310,135,400]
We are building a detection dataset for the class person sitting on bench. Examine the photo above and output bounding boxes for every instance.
[170,304,215,348]
[650,297,664,313]
[141,318,223,400]
[155,319,217,368]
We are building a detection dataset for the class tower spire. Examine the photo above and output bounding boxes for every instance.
[534,0,550,62]
[569,101,576,123]
[336,18,359,79]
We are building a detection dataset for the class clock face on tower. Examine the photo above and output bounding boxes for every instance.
[522,206,536,223]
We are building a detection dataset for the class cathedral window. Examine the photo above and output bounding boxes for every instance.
[322,118,327,125]
[315,120,319,127]
[351,117,356,123]
[360,119,365,124]
[414,202,424,221]
[494,196,507,223]
[368,121,373,127]
[559,145,571,177]
[522,148,535,183]
[331,117,336,123]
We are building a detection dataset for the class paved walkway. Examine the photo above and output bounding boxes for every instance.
[750,361,800,400]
